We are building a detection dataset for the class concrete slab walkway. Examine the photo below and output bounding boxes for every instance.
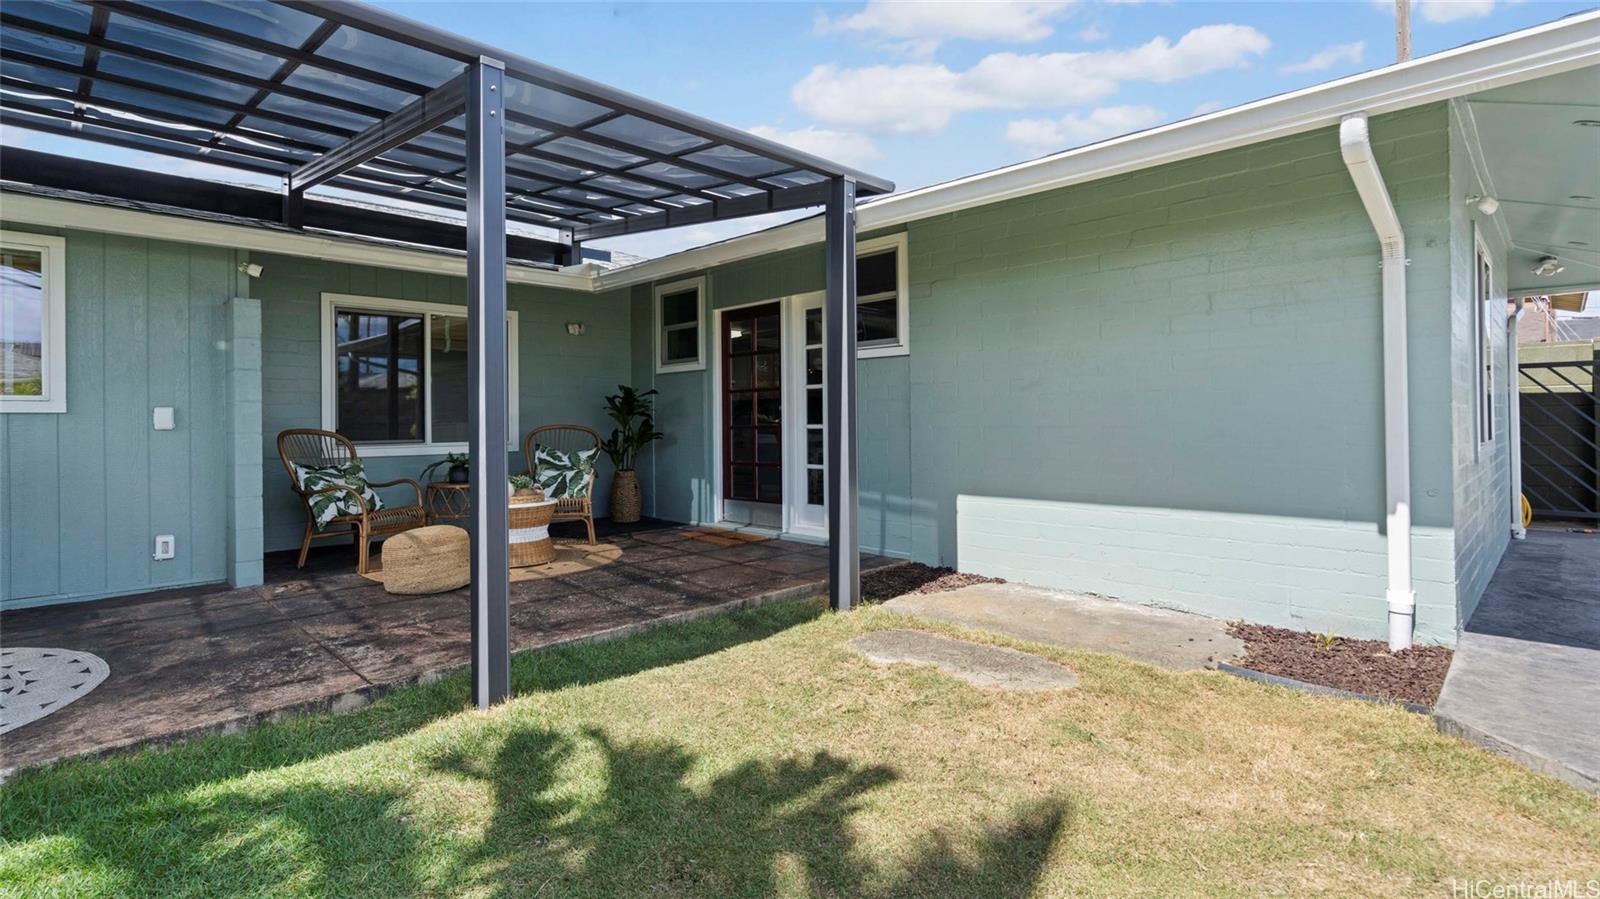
[1435,529,1600,793]
[882,582,1242,671]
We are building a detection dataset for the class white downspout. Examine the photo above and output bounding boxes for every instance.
[1509,295,1526,539]
[1340,113,1415,652]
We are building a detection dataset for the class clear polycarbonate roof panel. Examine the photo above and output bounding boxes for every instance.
[0,0,892,239]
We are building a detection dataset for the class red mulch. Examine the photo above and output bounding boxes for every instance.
[1227,622,1453,706]
[862,563,1004,602]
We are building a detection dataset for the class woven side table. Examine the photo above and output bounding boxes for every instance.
[509,497,559,567]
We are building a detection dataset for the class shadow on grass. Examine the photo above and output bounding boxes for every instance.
[426,725,1067,898]
[0,603,825,864]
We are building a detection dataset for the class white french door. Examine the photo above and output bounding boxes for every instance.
[783,292,827,537]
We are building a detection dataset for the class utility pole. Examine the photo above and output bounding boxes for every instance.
[1396,0,1412,62]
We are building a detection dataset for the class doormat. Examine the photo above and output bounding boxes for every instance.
[680,528,770,547]
[0,648,111,734]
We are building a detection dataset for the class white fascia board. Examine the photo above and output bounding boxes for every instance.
[595,10,1600,291]
[0,192,594,292]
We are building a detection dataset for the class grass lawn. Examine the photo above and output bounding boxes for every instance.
[2,600,1595,897]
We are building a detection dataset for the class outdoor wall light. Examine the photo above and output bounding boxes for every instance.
[566,322,585,336]
[1465,194,1499,215]
[236,261,264,278]
[1532,256,1565,277]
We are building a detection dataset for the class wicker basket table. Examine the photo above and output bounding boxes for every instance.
[509,496,559,567]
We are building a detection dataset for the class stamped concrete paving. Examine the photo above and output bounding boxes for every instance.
[1435,529,1600,794]
[0,522,897,775]
[849,629,1078,690]
[883,582,1242,671]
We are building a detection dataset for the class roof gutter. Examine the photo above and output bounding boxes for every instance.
[1340,112,1415,653]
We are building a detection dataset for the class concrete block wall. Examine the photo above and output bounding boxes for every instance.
[1446,103,1514,627]
[910,104,1463,643]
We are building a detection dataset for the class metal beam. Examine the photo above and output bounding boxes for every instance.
[290,71,467,194]
[824,176,859,612]
[465,58,511,709]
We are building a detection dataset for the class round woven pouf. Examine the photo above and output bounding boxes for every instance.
[381,525,470,595]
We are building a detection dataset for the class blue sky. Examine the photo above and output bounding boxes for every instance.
[7,1,1595,258]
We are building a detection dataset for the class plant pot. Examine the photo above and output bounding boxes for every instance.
[513,487,543,500]
[611,469,641,524]
[447,464,469,484]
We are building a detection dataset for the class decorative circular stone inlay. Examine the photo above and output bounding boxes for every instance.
[0,648,111,734]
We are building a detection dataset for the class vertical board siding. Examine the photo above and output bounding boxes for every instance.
[253,257,632,553]
[0,226,235,608]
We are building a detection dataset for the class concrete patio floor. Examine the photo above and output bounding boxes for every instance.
[1434,528,1600,793]
[0,521,896,775]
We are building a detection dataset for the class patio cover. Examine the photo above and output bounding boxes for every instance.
[0,0,893,709]
[0,0,893,242]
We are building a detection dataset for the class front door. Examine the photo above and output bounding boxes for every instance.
[720,302,783,527]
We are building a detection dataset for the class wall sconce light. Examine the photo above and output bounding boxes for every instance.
[236,261,264,278]
[1465,195,1499,215]
[566,322,585,336]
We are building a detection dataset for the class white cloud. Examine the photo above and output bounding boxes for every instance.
[1417,0,1496,23]
[817,1,1076,55]
[1078,24,1109,41]
[1191,100,1225,116]
[746,125,881,168]
[794,24,1270,134]
[1280,40,1366,74]
[1005,105,1165,153]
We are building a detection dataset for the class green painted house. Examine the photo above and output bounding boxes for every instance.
[3,11,1597,654]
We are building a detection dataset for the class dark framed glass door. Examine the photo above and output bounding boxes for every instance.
[723,303,782,521]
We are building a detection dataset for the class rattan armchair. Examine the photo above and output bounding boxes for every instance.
[277,428,426,574]
[524,424,601,544]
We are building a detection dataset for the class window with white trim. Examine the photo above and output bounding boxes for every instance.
[656,276,705,373]
[321,294,518,454]
[1474,237,1495,446]
[0,230,67,413]
[856,233,909,356]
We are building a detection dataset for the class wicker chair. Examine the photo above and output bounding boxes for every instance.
[277,428,427,574]
[524,424,601,545]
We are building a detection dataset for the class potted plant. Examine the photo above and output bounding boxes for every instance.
[601,385,663,524]
[508,474,543,500]
[420,452,469,484]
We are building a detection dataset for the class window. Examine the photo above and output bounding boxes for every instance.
[1474,235,1495,447]
[320,294,518,455]
[856,233,909,357]
[0,231,67,413]
[655,276,705,373]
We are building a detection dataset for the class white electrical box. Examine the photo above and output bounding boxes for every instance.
[153,534,176,561]
[153,406,176,430]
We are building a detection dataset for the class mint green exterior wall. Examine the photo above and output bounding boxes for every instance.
[0,225,249,609]
[634,104,1476,643]
[1447,103,1514,627]
[627,241,915,558]
[251,255,628,554]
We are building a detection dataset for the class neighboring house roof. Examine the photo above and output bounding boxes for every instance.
[3,11,1596,293]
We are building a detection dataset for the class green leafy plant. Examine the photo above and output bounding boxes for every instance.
[1312,631,1339,653]
[419,452,469,483]
[600,385,664,471]
[508,474,538,494]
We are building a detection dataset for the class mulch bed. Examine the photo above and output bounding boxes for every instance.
[862,563,1004,602]
[1227,622,1453,706]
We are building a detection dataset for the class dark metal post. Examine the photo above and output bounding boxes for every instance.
[824,176,859,611]
[282,179,303,228]
[466,57,509,708]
